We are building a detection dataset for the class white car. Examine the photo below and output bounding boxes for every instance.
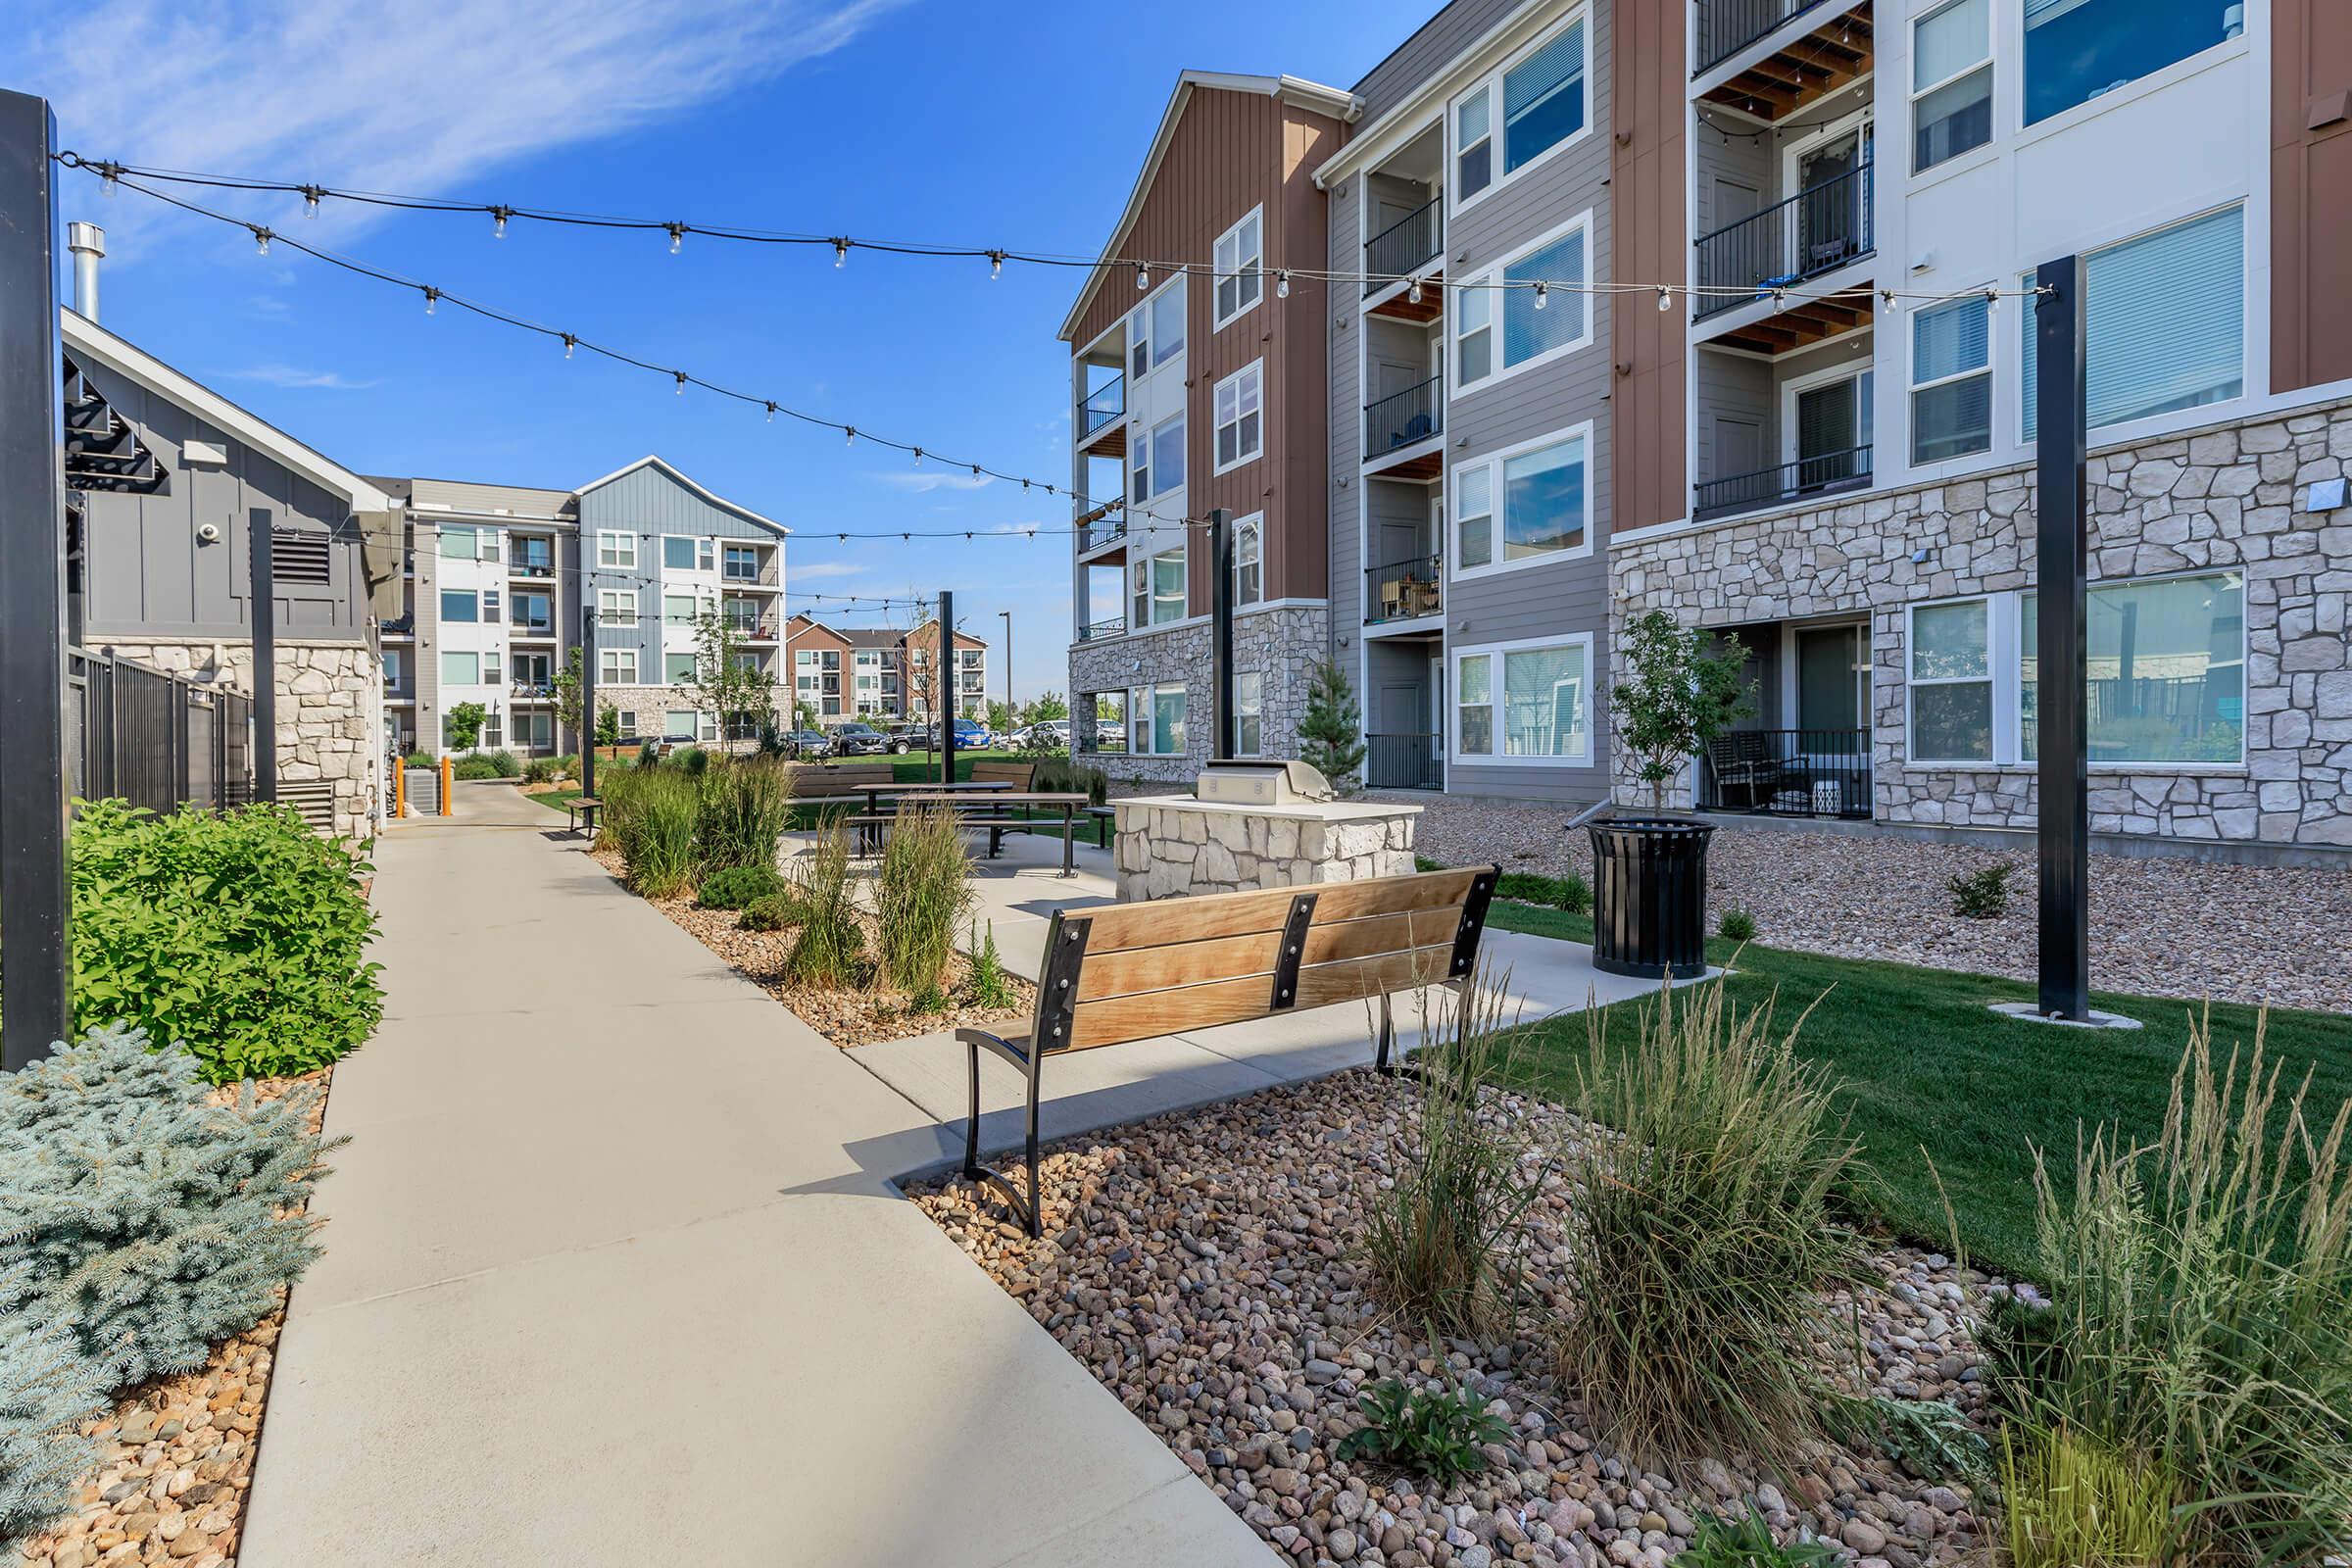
[1009,719,1071,750]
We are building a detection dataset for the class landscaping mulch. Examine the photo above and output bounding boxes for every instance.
[915,1068,2009,1568]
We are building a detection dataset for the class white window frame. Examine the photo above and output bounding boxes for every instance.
[1232,513,1264,608]
[1450,631,1595,767]
[1212,361,1264,475]
[1447,421,1595,584]
[437,524,479,561]
[600,647,639,685]
[1905,594,2011,764]
[439,588,479,624]
[1142,274,1185,373]
[1131,682,1188,756]
[664,651,703,687]
[660,534,708,574]
[597,588,639,628]
[1132,545,1188,628]
[483,648,503,687]
[1450,210,1595,395]
[597,530,636,569]
[1446,8,1592,216]
[440,650,479,687]
[1211,206,1263,331]
[615,709,638,736]
[1126,303,1151,380]
[1908,288,1995,468]
[1142,412,1186,499]
[1235,670,1264,757]
[1909,0,1994,178]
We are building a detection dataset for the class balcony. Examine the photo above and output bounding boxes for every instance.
[1364,554,1444,626]
[510,681,556,702]
[1365,733,1444,791]
[1694,2,1873,122]
[1078,510,1128,555]
[1077,616,1125,643]
[1695,163,1874,323]
[1077,376,1126,458]
[1696,728,1871,818]
[511,617,558,640]
[507,552,556,582]
[1692,444,1872,522]
[1364,199,1444,322]
[1363,376,1443,477]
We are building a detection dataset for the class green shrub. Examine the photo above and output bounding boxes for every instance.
[63,800,382,1082]
[1414,855,1444,873]
[698,863,787,911]
[1817,1392,1988,1481]
[600,767,698,899]
[875,802,973,993]
[1032,756,1108,807]
[1,1267,107,1555]
[401,751,435,770]
[452,755,504,781]
[785,816,862,988]
[1553,977,1865,1474]
[1988,1018,2352,1564]
[549,754,577,780]
[964,921,1016,1009]
[675,744,710,776]
[521,757,559,784]
[1946,862,2013,919]
[1495,869,1592,914]
[695,759,797,876]
[1334,1378,1509,1487]
[1363,973,1542,1338]
[0,1023,337,1391]
[1670,1511,1839,1568]
[637,739,661,769]
[487,749,520,778]
[738,893,792,933]
[1998,1425,2172,1568]
[1717,906,1758,941]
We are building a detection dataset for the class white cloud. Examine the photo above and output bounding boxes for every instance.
[870,470,997,494]
[221,364,383,390]
[17,0,906,252]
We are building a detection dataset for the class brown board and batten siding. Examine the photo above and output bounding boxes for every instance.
[1065,84,1345,616]
[2271,0,2352,394]
[1609,0,1689,534]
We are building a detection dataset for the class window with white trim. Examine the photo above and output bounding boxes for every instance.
[1910,294,1992,464]
[663,593,699,626]
[439,589,478,623]
[1148,280,1185,371]
[1449,12,1588,209]
[1454,637,1591,762]
[483,649,503,687]
[1451,428,1590,574]
[1134,413,1185,499]
[1132,547,1187,627]
[662,536,699,571]
[477,530,499,564]
[1908,598,1996,761]
[440,651,478,686]
[2022,206,2244,440]
[1912,0,1992,173]
[1130,683,1187,755]
[2026,0,2238,127]
[1454,217,1590,389]
[598,588,639,627]
[1236,671,1263,757]
[1213,362,1263,472]
[665,652,699,685]
[1454,90,1493,201]
[1233,514,1263,607]
[615,710,638,737]
[600,647,638,685]
[1212,209,1262,328]
[437,525,479,560]
[597,530,636,569]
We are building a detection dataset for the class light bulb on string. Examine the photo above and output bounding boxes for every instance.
[665,223,684,256]
[1533,280,1548,312]
[1880,289,1900,314]
[1135,263,1149,291]
[422,286,438,317]
[301,185,321,220]
[1276,270,1290,298]
[912,448,923,468]
[845,426,855,448]
[674,370,687,396]
[764,402,776,424]
[562,333,576,360]
[253,227,270,258]
[1407,279,1423,305]
[989,250,1004,279]
[101,164,118,198]
[491,206,510,239]
[1657,286,1673,313]
[833,238,849,269]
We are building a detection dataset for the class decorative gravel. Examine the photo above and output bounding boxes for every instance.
[1395,795,2352,1015]
[915,1068,2012,1568]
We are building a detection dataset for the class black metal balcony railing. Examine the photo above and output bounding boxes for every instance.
[1365,733,1445,792]
[1080,512,1128,553]
[1363,198,1442,295]
[1694,163,1874,320]
[1080,375,1125,439]
[1364,554,1444,625]
[510,680,555,701]
[511,617,557,638]
[722,562,760,583]
[1364,376,1442,461]
[1693,444,1872,522]
[1693,0,1836,76]
[1079,616,1125,643]
[1697,728,1870,818]
[508,554,554,578]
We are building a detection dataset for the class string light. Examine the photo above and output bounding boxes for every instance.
[674,370,687,396]
[252,226,270,257]
[421,286,438,317]
[1657,286,1673,313]
[1276,270,1290,298]
[833,237,849,268]
[1533,280,1548,312]
[301,185,322,219]
[765,401,776,423]
[562,332,576,359]
[1135,263,1149,291]
[491,205,512,239]
[988,249,1004,279]
[665,222,684,256]
[1407,279,1423,305]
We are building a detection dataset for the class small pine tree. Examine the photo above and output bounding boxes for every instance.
[1,1268,106,1555]
[1298,659,1367,790]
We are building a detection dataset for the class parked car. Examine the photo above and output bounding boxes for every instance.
[1008,719,1070,751]
[950,718,993,750]
[882,723,926,754]
[831,722,891,757]
[783,729,832,759]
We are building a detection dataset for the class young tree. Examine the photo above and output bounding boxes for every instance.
[1607,609,1754,811]
[986,699,1013,736]
[444,701,488,753]
[595,701,621,749]
[1023,691,1069,724]
[794,698,819,732]
[1298,659,1367,791]
[551,648,585,739]
[689,611,777,746]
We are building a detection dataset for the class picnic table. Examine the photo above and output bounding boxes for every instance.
[847,788,1093,876]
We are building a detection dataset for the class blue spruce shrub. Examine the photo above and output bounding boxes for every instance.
[0,1023,341,1391]
[0,1266,107,1556]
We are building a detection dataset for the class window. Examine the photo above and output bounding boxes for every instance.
[1455,638,1591,762]
[481,590,501,624]
[662,536,699,571]
[723,544,759,582]
[483,650,503,687]
[1233,514,1263,607]
[664,594,699,626]
[1132,547,1186,627]
[1455,91,1493,201]
[439,589,478,623]
[1452,14,1587,207]
[382,650,404,686]
[664,710,699,740]
[1213,363,1263,472]
[514,710,553,751]
[514,591,553,631]
[1908,598,1995,761]
[440,651,479,686]
[477,531,499,564]
[2022,207,2244,439]
[2021,573,2243,763]
[1910,294,1992,464]
[1131,683,1187,755]
[2026,0,2238,126]
[1452,428,1590,576]
[614,710,638,737]
[665,652,699,685]
[597,530,636,568]
[1127,304,1151,380]
[598,588,639,627]
[437,525,479,560]
[1455,217,1591,390]
[481,710,505,748]
[1913,0,1992,173]
[1140,280,1184,372]
[1236,671,1263,757]
[1212,209,1262,328]
[1144,414,1186,498]
[601,647,638,685]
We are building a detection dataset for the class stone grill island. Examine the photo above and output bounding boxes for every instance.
[1110,760,1422,902]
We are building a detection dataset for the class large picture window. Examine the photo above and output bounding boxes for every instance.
[1212,209,1262,328]
[1912,0,1992,173]
[1130,683,1187,755]
[1456,217,1591,390]
[2023,206,2243,439]
[1910,294,1991,464]
[1131,547,1187,627]
[2026,0,2240,126]
[437,525,480,561]
[1151,281,1185,370]
[440,651,479,686]
[1451,12,1588,208]
[1454,637,1592,763]
[439,589,478,623]
[1452,427,1591,577]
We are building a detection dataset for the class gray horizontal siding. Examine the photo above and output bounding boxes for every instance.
[1353,0,1532,123]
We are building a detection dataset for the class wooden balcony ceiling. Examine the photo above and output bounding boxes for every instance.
[1077,420,1127,459]
[1367,445,1445,482]
[1367,269,1445,324]
[1700,6,1873,122]
[1712,286,1874,356]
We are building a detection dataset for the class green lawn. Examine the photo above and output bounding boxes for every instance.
[522,786,585,815]
[1482,901,2352,1278]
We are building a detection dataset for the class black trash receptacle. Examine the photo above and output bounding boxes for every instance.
[1588,817,1714,979]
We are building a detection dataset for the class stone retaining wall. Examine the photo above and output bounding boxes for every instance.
[1069,604,1331,784]
[1111,797,1418,901]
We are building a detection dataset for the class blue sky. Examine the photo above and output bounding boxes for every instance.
[7,0,1437,702]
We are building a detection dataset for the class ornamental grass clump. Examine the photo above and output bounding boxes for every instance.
[694,758,797,876]
[601,765,699,899]
[1552,976,1865,1474]
[1984,1014,2352,1566]
[785,815,862,988]
[1996,1425,2172,1568]
[62,800,381,1083]
[875,802,973,994]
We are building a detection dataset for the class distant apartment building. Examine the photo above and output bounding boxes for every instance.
[388,456,790,756]
[1062,72,1358,779]
[782,615,989,724]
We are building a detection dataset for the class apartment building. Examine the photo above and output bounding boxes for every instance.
[1062,72,1357,780]
[392,455,790,756]
[1604,0,2352,857]
[783,615,989,725]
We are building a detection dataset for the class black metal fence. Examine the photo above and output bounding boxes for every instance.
[67,649,256,815]
[1365,375,1442,460]
[1079,375,1124,439]
[1693,445,1873,522]
[1365,733,1445,791]
[1364,198,1442,293]
[1693,0,1834,75]
[1364,554,1445,624]
[1694,163,1873,318]
[1078,616,1125,643]
[1696,728,1871,818]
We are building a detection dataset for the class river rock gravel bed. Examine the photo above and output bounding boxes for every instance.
[1396,796,2352,1015]
[913,1068,2009,1568]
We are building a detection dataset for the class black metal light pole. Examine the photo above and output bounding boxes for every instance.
[580,606,598,801]
[1206,509,1234,760]
[248,508,278,803]
[1000,609,1011,732]
[2034,256,2090,1021]
[937,590,956,784]
[0,90,72,1067]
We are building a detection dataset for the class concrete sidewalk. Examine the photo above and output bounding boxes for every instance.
[239,784,1272,1568]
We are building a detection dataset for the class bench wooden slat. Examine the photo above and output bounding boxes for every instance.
[1064,940,1461,1051]
[1300,907,1464,965]
[1073,865,1485,955]
[1074,930,1283,1003]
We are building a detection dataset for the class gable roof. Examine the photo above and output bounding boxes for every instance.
[1057,70,1360,344]
[572,454,789,536]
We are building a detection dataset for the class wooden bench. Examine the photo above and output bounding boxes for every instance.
[968,760,1035,790]
[566,796,602,835]
[848,791,1090,875]
[957,863,1502,1234]
[787,762,894,799]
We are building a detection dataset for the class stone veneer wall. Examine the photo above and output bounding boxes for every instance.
[1068,604,1330,784]
[1111,798,1419,901]
[98,638,382,840]
[1609,399,2352,850]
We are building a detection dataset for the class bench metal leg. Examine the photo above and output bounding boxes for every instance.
[957,1026,1045,1238]
[987,825,1004,859]
[1060,807,1074,876]
[1375,992,1396,1073]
